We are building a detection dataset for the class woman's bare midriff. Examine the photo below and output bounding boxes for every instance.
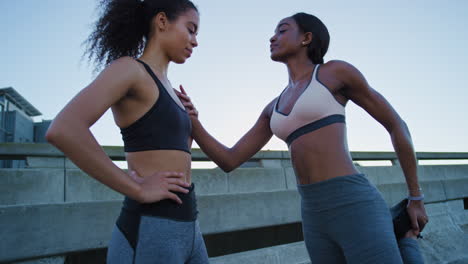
[289,123,359,185]
[126,150,192,183]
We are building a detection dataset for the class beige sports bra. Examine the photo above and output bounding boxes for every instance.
[270,64,346,146]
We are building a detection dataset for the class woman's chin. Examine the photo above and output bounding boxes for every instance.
[270,54,282,62]
[173,57,188,64]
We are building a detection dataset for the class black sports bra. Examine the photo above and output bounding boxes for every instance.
[120,59,192,153]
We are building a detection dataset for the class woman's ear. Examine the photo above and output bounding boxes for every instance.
[153,12,169,32]
[302,32,313,46]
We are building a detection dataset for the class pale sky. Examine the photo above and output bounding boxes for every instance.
[1,0,467,154]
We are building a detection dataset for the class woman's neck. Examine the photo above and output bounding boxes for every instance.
[285,55,315,86]
[140,41,170,79]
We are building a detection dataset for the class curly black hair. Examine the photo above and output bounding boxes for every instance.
[84,0,197,72]
[292,13,329,64]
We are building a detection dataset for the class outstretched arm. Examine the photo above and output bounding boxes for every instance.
[335,60,428,235]
[177,87,275,172]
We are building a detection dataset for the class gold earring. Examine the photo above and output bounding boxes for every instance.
[302,42,307,46]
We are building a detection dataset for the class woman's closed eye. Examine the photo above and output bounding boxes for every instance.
[187,26,198,35]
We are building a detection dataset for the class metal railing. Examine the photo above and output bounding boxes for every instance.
[1,143,468,167]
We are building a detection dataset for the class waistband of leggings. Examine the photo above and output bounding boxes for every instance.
[297,173,375,200]
[122,183,198,221]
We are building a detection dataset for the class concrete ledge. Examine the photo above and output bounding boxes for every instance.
[0,169,64,205]
[0,191,301,262]
[0,201,121,262]
[412,200,468,264]
[198,190,301,234]
[376,181,447,206]
[364,165,468,184]
[0,143,62,159]
[3,143,467,169]
[63,168,230,202]
[25,157,65,169]
[65,170,124,202]
[227,168,287,193]
[13,256,65,264]
[1,195,467,262]
[192,168,228,195]
[2,144,467,263]
[209,200,468,264]
[209,242,309,264]
[2,165,467,205]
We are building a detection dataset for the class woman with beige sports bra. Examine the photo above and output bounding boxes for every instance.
[177,12,428,263]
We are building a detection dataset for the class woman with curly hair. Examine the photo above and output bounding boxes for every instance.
[46,0,209,263]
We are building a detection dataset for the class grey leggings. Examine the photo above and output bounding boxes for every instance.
[298,174,424,264]
[106,216,209,264]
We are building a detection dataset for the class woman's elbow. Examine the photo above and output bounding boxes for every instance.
[385,117,407,134]
[45,123,64,145]
[220,165,235,173]
[401,120,410,132]
[219,160,238,173]
[45,127,57,144]
[395,119,410,135]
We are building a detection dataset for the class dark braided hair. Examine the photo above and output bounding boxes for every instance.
[84,0,197,71]
[292,13,329,64]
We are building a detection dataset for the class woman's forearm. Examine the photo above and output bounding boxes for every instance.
[46,121,143,201]
[178,88,273,172]
[390,121,422,196]
[191,118,239,172]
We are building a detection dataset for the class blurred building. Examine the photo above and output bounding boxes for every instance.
[0,87,51,168]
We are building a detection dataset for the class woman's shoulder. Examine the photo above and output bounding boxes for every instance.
[107,56,141,71]
[100,56,146,81]
[322,60,356,71]
[322,60,363,79]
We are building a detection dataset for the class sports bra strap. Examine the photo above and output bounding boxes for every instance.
[312,64,320,82]
[135,59,165,92]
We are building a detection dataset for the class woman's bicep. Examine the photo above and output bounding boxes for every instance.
[341,63,401,131]
[353,88,401,131]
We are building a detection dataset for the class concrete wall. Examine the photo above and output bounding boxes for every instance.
[2,165,467,206]
[210,199,468,264]
[0,145,467,263]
